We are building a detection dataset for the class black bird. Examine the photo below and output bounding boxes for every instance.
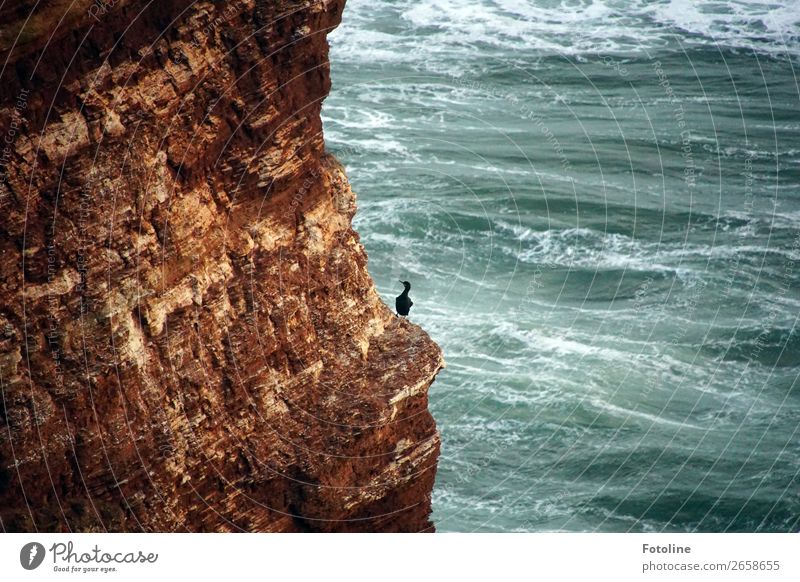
[395,280,413,317]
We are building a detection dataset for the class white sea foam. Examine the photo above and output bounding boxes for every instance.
[646,0,800,54]
[492,220,800,276]
[498,224,695,276]
[322,106,396,131]
[589,399,706,430]
[492,320,635,362]
[331,0,800,69]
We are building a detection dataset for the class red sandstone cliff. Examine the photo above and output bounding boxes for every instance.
[0,0,443,532]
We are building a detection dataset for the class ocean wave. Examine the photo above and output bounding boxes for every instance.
[331,0,800,68]
[703,326,800,367]
[322,106,397,130]
[645,0,800,54]
[497,224,697,277]
[493,221,800,272]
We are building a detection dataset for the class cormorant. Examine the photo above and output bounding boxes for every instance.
[395,280,413,317]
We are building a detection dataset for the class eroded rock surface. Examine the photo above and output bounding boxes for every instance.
[0,0,443,532]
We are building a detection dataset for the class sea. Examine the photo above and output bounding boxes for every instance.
[322,0,800,532]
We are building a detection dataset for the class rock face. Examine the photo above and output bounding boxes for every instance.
[0,0,443,532]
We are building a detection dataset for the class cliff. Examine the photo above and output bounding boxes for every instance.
[0,0,443,532]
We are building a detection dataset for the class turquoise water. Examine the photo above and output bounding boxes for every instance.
[323,0,800,532]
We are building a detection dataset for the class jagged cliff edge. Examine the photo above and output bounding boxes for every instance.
[0,0,444,532]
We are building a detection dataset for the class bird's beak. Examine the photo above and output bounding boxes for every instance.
[398,280,403,283]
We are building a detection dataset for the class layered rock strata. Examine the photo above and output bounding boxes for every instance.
[0,0,443,532]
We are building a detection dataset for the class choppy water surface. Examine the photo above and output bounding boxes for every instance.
[323,0,800,532]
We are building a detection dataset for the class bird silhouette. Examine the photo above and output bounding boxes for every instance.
[395,280,413,317]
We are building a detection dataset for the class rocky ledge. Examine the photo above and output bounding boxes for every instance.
[0,0,443,532]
